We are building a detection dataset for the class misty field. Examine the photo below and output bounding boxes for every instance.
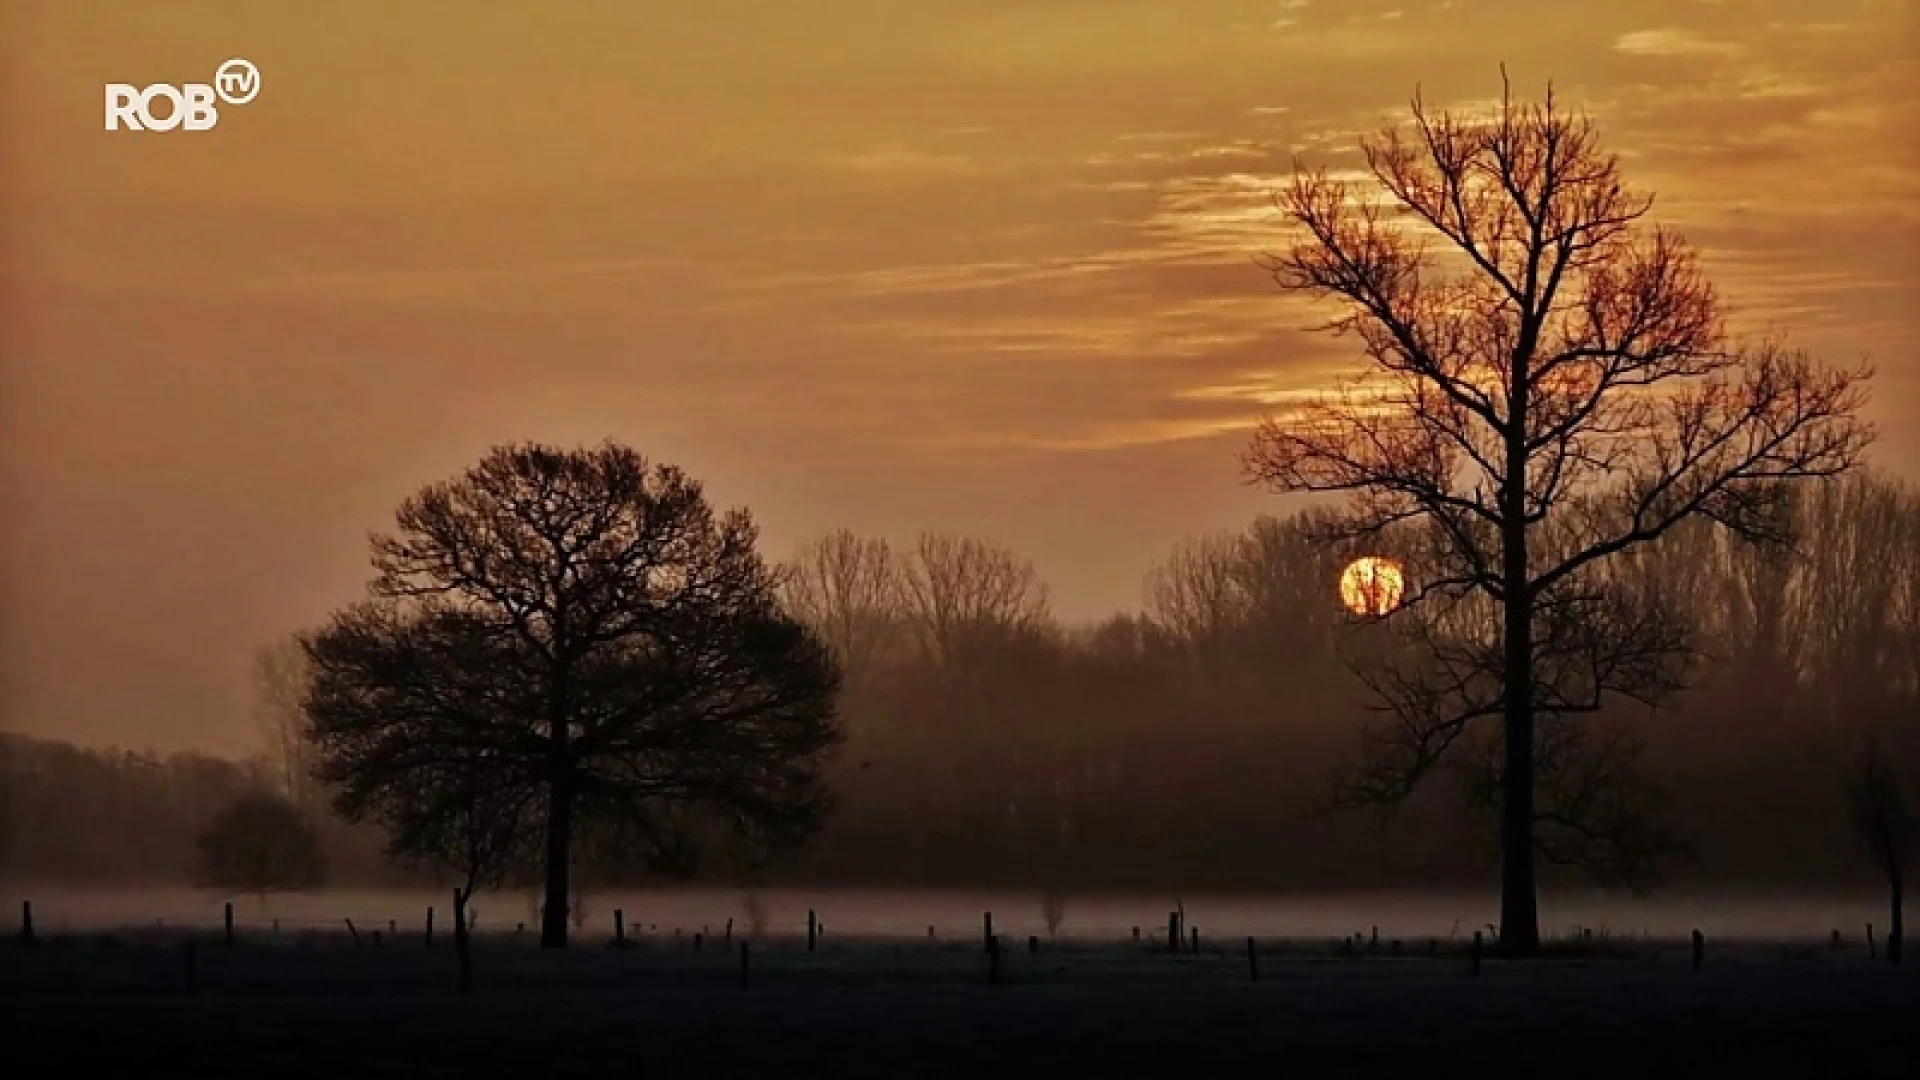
[7,921,1916,1078]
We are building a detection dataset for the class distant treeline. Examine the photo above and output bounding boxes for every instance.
[4,473,1915,894]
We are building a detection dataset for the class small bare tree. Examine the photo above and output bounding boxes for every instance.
[1244,76,1872,952]
[196,791,327,903]
[1848,736,1912,966]
[1040,889,1068,937]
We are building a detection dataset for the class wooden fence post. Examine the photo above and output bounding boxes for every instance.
[425,906,434,947]
[614,909,625,948]
[1691,929,1704,972]
[1470,930,1482,976]
[983,911,993,951]
[1190,926,1200,954]
[19,900,33,946]
[1247,936,1259,982]
[808,909,817,952]
[1866,923,1877,960]
[1168,912,1180,955]
[224,902,235,948]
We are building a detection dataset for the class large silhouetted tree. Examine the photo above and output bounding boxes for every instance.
[303,443,842,947]
[1244,79,1872,951]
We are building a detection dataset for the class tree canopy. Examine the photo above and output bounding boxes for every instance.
[303,443,842,946]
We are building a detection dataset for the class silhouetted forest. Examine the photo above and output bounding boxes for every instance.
[4,473,1914,894]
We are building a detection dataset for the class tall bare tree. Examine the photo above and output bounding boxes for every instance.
[251,639,318,810]
[782,530,902,696]
[303,443,843,948]
[900,533,1051,670]
[1244,79,1872,951]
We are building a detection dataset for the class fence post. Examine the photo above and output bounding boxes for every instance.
[983,911,993,952]
[725,917,733,943]
[614,909,626,949]
[224,902,235,948]
[1168,912,1180,955]
[426,907,434,947]
[1867,923,1877,960]
[1247,937,1259,982]
[1190,926,1200,954]
[808,909,817,952]
[739,941,751,990]
[1691,929,1704,972]
[19,900,32,946]
[1470,930,1482,976]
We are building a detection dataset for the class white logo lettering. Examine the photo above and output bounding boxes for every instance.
[105,59,259,132]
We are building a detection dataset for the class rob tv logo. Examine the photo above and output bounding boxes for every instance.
[105,58,260,132]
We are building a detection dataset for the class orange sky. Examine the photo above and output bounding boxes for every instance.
[2,0,1916,753]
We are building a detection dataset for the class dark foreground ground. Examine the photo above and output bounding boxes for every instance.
[5,934,1916,1078]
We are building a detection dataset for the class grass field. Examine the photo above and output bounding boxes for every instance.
[6,929,1916,1078]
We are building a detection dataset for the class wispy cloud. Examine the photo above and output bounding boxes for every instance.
[1614,28,1739,58]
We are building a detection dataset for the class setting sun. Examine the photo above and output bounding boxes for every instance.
[1338,556,1405,616]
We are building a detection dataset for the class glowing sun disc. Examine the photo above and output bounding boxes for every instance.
[1339,556,1405,616]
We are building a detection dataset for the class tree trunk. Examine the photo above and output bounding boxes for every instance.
[1499,498,1540,954]
[540,762,573,948]
[1499,595,1539,954]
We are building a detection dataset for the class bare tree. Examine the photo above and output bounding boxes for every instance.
[251,639,318,811]
[303,443,843,948]
[900,533,1051,670]
[1244,77,1872,951]
[782,530,903,696]
[1041,889,1068,937]
[1848,736,1912,966]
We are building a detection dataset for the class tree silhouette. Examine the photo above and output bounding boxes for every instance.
[1244,78,1872,951]
[1848,736,1912,967]
[303,443,842,947]
[196,791,326,900]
